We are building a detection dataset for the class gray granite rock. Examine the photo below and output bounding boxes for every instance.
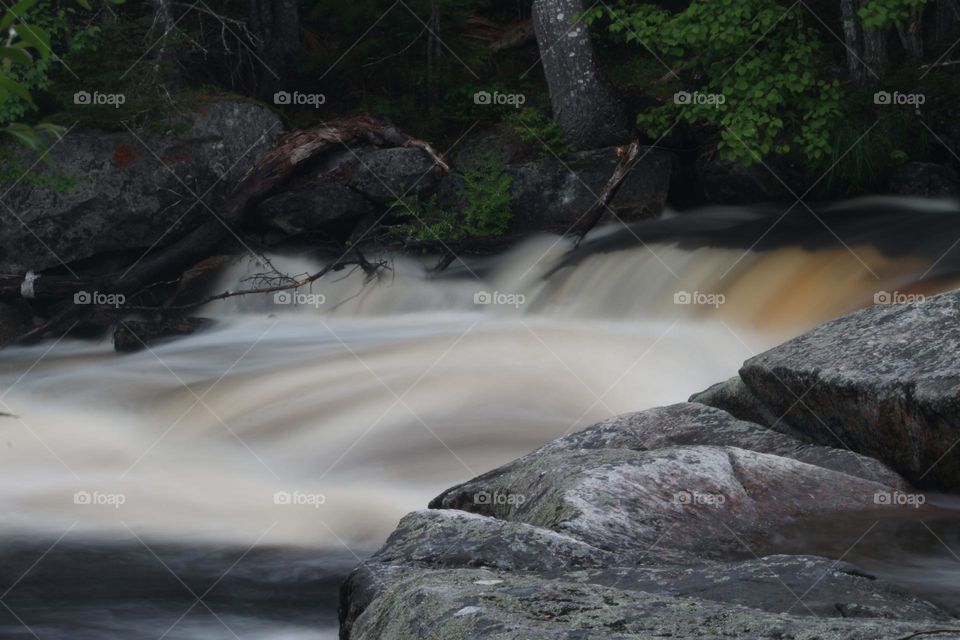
[736,289,960,489]
[0,100,283,273]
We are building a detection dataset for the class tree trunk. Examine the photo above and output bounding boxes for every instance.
[861,23,889,78]
[247,0,300,95]
[840,0,865,83]
[935,0,960,52]
[531,0,630,150]
[840,0,890,84]
[897,4,924,59]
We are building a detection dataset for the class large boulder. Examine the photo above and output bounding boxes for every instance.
[342,566,946,640]
[0,100,283,273]
[732,289,960,490]
[254,142,671,239]
[504,147,672,233]
[340,404,947,640]
[253,147,442,237]
[694,148,792,204]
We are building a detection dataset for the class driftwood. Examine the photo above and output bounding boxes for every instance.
[0,116,447,342]
[568,140,643,247]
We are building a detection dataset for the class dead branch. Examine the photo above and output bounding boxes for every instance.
[568,140,643,248]
[122,256,389,312]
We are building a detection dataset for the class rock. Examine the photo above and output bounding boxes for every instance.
[431,444,905,562]
[251,146,440,236]
[736,289,960,489]
[889,162,960,197]
[372,509,614,571]
[565,403,908,489]
[342,566,945,640]
[342,404,948,639]
[690,376,793,432]
[256,183,375,236]
[113,317,215,353]
[346,147,443,203]
[504,147,672,233]
[0,100,283,273]
[694,148,791,204]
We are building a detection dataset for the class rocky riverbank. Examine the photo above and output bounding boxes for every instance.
[338,290,960,639]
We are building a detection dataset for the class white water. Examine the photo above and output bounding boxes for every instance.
[0,228,955,638]
[0,228,945,640]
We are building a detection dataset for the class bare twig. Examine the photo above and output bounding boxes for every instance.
[122,256,389,312]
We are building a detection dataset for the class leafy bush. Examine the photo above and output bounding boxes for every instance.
[0,0,118,149]
[392,151,513,242]
[859,0,928,29]
[508,107,572,158]
[583,0,842,165]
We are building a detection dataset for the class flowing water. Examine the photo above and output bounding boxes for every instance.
[2,201,960,638]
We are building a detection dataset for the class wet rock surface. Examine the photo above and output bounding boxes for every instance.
[731,289,960,490]
[340,403,953,639]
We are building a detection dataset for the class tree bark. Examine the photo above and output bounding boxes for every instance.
[861,22,888,78]
[531,0,630,149]
[935,0,960,52]
[840,0,865,83]
[897,4,924,59]
[247,0,300,94]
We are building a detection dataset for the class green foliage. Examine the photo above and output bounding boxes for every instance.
[0,0,121,149]
[507,107,572,158]
[584,0,842,165]
[392,152,513,242]
[859,0,927,29]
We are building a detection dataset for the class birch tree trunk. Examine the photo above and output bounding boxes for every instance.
[531,0,630,149]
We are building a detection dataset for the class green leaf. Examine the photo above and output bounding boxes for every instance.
[0,0,39,30]
[0,45,33,66]
[13,24,51,59]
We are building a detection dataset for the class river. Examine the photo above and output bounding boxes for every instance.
[2,205,958,638]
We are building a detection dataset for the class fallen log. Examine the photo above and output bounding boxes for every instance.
[1,116,448,342]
